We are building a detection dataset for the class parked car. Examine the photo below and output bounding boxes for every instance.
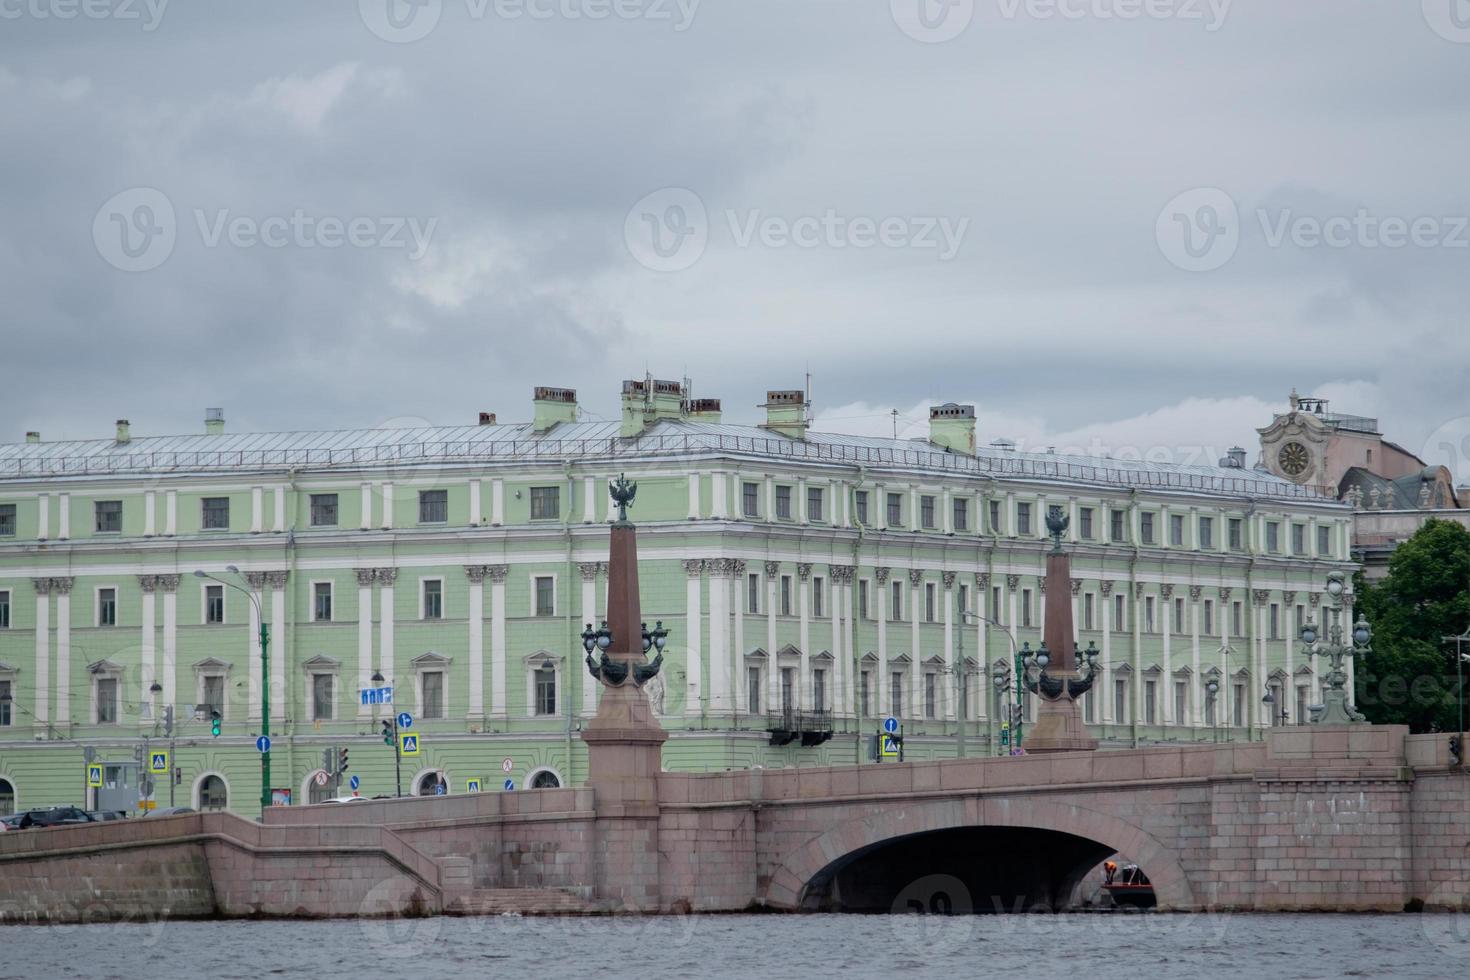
[321,796,367,804]
[0,814,26,832]
[87,809,129,822]
[16,806,94,828]
[143,806,195,817]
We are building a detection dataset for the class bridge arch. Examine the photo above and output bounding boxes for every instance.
[763,797,1195,912]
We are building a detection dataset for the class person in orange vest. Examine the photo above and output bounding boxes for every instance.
[1104,860,1118,885]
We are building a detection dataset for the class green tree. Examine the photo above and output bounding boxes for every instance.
[1353,518,1470,732]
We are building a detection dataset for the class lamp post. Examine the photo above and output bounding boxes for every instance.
[1203,677,1220,743]
[195,567,271,812]
[1440,630,1469,761]
[1262,686,1289,727]
[149,680,177,807]
[964,611,1019,754]
[1299,571,1370,725]
[371,670,402,798]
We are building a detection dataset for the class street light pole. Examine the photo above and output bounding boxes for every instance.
[1442,630,1469,758]
[196,568,271,814]
[967,611,1019,754]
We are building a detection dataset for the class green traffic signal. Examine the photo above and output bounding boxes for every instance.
[381,720,393,745]
[210,710,221,737]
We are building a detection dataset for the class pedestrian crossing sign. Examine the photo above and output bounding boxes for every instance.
[466,778,482,793]
[880,734,900,758]
[87,764,103,787]
[399,733,420,756]
[150,751,169,774]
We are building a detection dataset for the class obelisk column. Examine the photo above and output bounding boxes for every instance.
[1024,510,1097,753]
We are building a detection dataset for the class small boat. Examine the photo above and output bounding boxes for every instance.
[1102,862,1156,909]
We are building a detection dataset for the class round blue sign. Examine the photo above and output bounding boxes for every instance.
[503,778,515,791]
[882,716,899,734]
[397,712,413,730]
[349,775,360,790]
[434,782,446,796]
[255,735,271,753]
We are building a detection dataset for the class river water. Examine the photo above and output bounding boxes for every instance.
[3,912,1467,979]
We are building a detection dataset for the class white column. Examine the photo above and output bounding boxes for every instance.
[876,484,888,531]
[582,476,596,523]
[687,473,700,520]
[466,566,485,721]
[943,575,955,719]
[764,477,775,524]
[360,483,372,530]
[57,493,69,540]
[251,487,264,533]
[732,563,746,707]
[164,490,177,536]
[876,570,889,715]
[836,572,851,715]
[1162,587,1173,723]
[684,561,704,716]
[270,572,287,723]
[378,568,396,693]
[32,581,49,726]
[942,489,953,534]
[489,566,508,717]
[1101,584,1113,722]
[469,479,482,526]
[140,579,157,707]
[1133,586,1144,723]
[1192,593,1203,725]
[356,569,374,717]
[708,562,730,712]
[273,486,286,532]
[246,574,264,720]
[581,564,599,716]
[54,581,71,725]
[37,494,49,541]
[161,577,178,709]
[381,483,394,530]
[910,571,922,718]
[711,472,727,520]
[799,566,812,709]
[909,487,919,529]
[144,490,157,537]
[765,563,778,712]
[836,481,847,527]
[796,477,808,523]
[830,571,845,714]
[976,575,989,720]
[492,479,505,526]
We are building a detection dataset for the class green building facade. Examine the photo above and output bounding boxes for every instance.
[0,382,1355,816]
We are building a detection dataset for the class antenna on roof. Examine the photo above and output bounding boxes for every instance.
[891,409,899,440]
[805,369,813,429]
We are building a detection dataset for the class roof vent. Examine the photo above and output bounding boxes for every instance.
[532,387,578,433]
[760,390,808,440]
[1219,446,1247,469]
[24,431,39,444]
[205,408,225,436]
[478,412,497,426]
[928,403,975,455]
[115,419,131,444]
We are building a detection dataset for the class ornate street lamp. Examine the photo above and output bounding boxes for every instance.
[1204,677,1221,742]
[1299,571,1369,724]
[194,566,271,812]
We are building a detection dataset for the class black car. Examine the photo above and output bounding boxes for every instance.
[87,809,129,822]
[17,806,95,828]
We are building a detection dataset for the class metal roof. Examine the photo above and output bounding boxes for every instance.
[0,418,1330,502]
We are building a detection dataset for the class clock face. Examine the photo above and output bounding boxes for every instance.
[1277,442,1311,477]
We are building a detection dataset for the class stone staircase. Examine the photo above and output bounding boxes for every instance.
[444,887,603,916]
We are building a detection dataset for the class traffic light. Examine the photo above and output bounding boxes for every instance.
[339,747,349,774]
[381,720,393,745]
[210,710,221,737]
[1451,734,1463,766]
[163,705,175,737]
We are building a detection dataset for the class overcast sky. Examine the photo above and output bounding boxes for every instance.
[3,1,1468,478]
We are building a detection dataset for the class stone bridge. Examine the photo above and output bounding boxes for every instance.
[1,725,1466,920]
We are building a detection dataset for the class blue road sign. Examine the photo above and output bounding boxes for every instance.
[880,734,900,757]
[466,778,482,793]
[434,782,446,796]
[149,751,169,774]
[882,716,899,734]
[399,733,420,756]
[397,712,413,730]
[87,764,103,787]
[349,775,360,791]
[255,735,271,753]
[359,686,394,706]
[503,778,515,791]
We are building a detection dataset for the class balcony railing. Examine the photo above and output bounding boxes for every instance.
[767,707,834,747]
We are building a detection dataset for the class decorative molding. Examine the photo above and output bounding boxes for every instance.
[354,568,377,587]
[244,571,269,591]
[1309,592,1322,607]
[1189,585,1203,601]
[1099,580,1115,597]
[831,564,856,584]
[1218,587,1233,601]
[1253,589,1270,606]
[1160,584,1174,600]
[1134,582,1146,599]
[155,574,179,593]
[577,562,601,583]
[1281,590,1297,605]
[875,566,891,585]
[49,576,74,595]
[265,571,289,590]
[376,568,398,587]
[1071,578,1083,596]
[465,565,489,584]
[1005,574,1021,592]
[730,559,747,576]
[796,562,813,581]
[137,575,159,593]
[486,564,509,584]
[31,577,52,596]
[909,569,924,587]
[764,560,781,577]
[681,559,705,578]
[1037,576,1046,595]
[942,571,957,590]
[975,572,990,589]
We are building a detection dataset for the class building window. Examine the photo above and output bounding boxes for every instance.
[1113,678,1128,724]
[1144,679,1157,725]
[1291,523,1306,555]
[1079,507,1093,540]
[310,493,338,527]
[420,487,446,525]
[95,500,122,533]
[1113,593,1126,632]
[1145,596,1156,633]
[813,577,824,619]
[1228,518,1243,550]
[1174,597,1185,634]
[201,497,230,530]
[991,586,1002,625]
[313,582,333,622]
[199,775,228,811]
[1084,688,1096,723]
[1296,685,1308,726]
[890,581,903,621]
[775,485,792,520]
[854,491,869,525]
[1232,601,1243,637]
[1232,683,1245,727]
[1204,599,1215,636]
[859,671,871,717]
[201,675,225,717]
[859,580,870,619]
[748,573,760,614]
[780,667,795,713]
[924,673,937,718]
[1296,604,1305,631]
[780,575,793,617]
[812,668,827,712]
[0,591,9,630]
[313,674,335,720]
[1017,502,1032,536]
[98,588,117,627]
[1140,513,1156,545]
[1170,514,1184,546]
[1174,680,1187,725]
[807,487,824,523]
[925,583,937,622]
[423,579,443,620]
[953,497,968,531]
[1083,593,1095,631]
[535,664,557,715]
[1110,508,1126,542]
[529,486,559,521]
[1205,688,1217,726]
[422,671,445,719]
[989,500,1002,533]
[1199,516,1214,550]
[205,585,224,625]
[920,495,935,529]
[743,482,760,518]
[0,503,14,537]
[97,676,119,724]
[1269,603,1280,640]
[1266,522,1281,554]
[1021,589,1033,628]
[958,583,969,615]
[1317,525,1331,557]
[887,493,902,527]
[0,679,11,727]
[747,665,762,714]
[533,576,554,617]
[890,672,903,715]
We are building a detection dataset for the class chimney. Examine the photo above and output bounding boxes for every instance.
[115,419,131,444]
[205,407,225,436]
[620,377,689,437]
[478,412,497,426]
[760,390,807,440]
[1219,446,1247,469]
[24,432,40,444]
[532,387,578,433]
[685,398,722,423]
[928,403,976,454]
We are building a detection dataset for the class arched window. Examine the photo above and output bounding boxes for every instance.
[0,778,14,815]
[199,775,227,811]
[528,769,561,790]
[415,771,447,796]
